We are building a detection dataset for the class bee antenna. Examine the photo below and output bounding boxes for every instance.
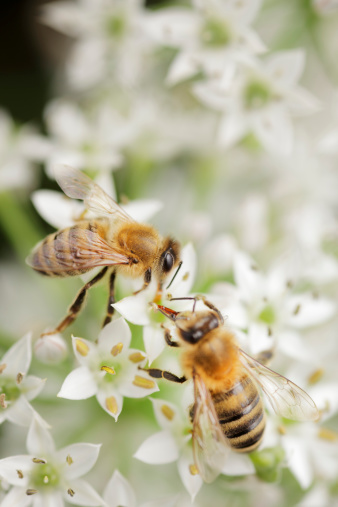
[166,261,183,290]
[169,296,198,312]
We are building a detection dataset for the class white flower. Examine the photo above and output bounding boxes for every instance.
[113,243,197,364]
[34,334,68,365]
[41,0,151,90]
[58,318,159,421]
[212,251,335,361]
[42,100,132,177]
[0,334,46,427]
[0,110,49,192]
[144,0,265,85]
[0,416,103,506]
[194,50,319,154]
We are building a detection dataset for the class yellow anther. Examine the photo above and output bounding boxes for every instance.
[308,368,324,385]
[277,425,286,435]
[16,372,23,384]
[189,464,199,475]
[32,458,47,464]
[68,488,75,497]
[111,342,123,356]
[106,396,118,415]
[182,272,189,281]
[293,304,301,315]
[132,375,155,389]
[161,404,175,421]
[128,352,145,363]
[75,339,89,357]
[26,489,38,496]
[0,363,7,374]
[66,455,73,465]
[101,365,116,375]
[0,393,7,409]
[17,470,24,479]
[318,428,338,442]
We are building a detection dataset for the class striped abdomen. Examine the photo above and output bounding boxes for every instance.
[29,221,106,278]
[212,373,265,452]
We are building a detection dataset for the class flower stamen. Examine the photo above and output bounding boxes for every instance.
[101,365,116,375]
[111,342,123,356]
[66,455,73,465]
[0,364,6,374]
[132,376,156,389]
[75,339,89,356]
[68,488,75,497]
[106,396,118,415]
[26,489,38,495]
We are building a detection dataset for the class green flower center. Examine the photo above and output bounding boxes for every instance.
[99,359,122,382]
[106,14,126,39]
[258,304,276,325]
[31,462,60,489]
[244,80,273,110]
[200,18,231,47]
[0,379,21,408]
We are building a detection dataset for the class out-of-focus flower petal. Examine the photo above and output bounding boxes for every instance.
[134,430,179,464]
[63,478,104,506]
[177,450,203,501]
[2,333,32,377]
[32,190,84,229]
[27,416,55,456]
[57,443,101,480]
[103,470,137,507]
[0,456,32,486]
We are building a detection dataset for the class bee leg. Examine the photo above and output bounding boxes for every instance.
[133,268,152,295]
[41,267,108,337]
[197,295,224,324]
[140,367,187,383]
[161,325,180,347]
[102,270,116,327]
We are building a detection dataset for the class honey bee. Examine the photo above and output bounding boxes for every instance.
[145,297,319,483]
[26,165,181,335]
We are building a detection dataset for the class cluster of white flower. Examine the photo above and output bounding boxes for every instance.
[1,0,338,506]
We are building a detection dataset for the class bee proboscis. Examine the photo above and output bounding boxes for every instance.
[144,297,319,483]
[26,165,181,335]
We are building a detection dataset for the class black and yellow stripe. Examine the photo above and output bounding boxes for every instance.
[212,374,265,452]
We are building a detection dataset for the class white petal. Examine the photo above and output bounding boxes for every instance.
[2,333,32,377]
[221,450,255,475]
[233,251,263,301]
[45,99,88,145]
[0,456,33,486]
[113,294,151,326]
[166,52,199,86]
[21,376,46,401]
[248,322,274,355]
[5,396,36,427]
[96,388,123,421]
[64,478,104,506]
[31,190,84,229]
[57,443,101,480]
[33,492,64,507]
[134,431,179,464]
[143,325,166,365]
[57,367,97,400]
[283,437,313,489]
[253,106,293,155]
[122,199,163,223]
[1,487,32,507]
[98,317,131,353]
[310,383,338,421]
[177,450,203,501]
[150,398,183,432]
[265,50,305,87]
[226,0,263,25]
[103,470,136,507]
[144,8,199,48]
[217,112,247,149]
[166,243,197,297]
[119,372,159,399]
[278,331,314,362]
[27,416,55,456]
[285,295,335,329]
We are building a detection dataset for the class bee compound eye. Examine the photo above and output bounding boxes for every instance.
[163,251,174,272]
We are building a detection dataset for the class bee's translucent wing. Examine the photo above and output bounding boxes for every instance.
[54,165,135,222]
[192,373,229,483]
[27,228,130,273]
[239,349,319,422]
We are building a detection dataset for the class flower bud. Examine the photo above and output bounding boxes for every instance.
[34,334,68,364]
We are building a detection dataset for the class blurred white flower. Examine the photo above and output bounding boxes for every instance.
[58,318,159,421]
[113,243,197,363]
[212,251,335,361]
[313,0,338,14]
[34,334,68,365]
[41,0,151,90]
[145,0,265,85]
[0,334,46,427]
[0,416,103,506]
[0,110,49,192]
[194,50,319,154]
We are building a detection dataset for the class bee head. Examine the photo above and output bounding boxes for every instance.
[158,238,181,286]
[157,306,221,344]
